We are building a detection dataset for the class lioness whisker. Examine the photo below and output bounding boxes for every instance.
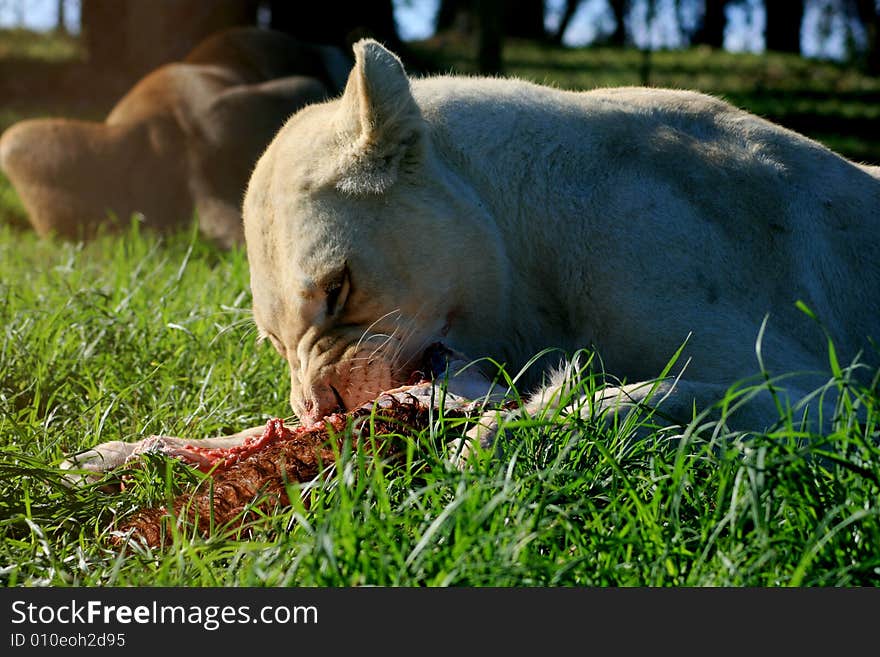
[353,308,402,355]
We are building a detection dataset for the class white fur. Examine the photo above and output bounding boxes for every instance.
[241,38,879,447]
[65,39,880,477]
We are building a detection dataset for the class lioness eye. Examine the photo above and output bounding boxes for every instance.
[324,266,350,318]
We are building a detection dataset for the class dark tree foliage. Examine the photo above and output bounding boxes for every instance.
[437,0,547,39]
[478,0,505,73]
[267,0,403,51]
[436,0,477,33]
[435,0,546,73]
[764,0,805,53]
[851,0,880,73]
[505,0,547,39]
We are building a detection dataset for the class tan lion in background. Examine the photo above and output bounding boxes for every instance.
[64,38,880,477]
[0,27,351,247]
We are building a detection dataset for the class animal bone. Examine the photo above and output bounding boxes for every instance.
[111,353,505,549]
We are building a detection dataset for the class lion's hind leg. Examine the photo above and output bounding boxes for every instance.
[451,371,807,468]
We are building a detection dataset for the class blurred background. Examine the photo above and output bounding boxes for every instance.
[1,0,878,229]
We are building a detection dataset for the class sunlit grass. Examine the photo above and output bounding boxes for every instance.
[0,27,82,62]
[0,223,878,586]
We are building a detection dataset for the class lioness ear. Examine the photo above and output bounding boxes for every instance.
[334,39,423,195]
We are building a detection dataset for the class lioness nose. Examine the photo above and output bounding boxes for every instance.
[295,384,346,425]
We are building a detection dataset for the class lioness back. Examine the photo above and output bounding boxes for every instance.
[410,77,880,371]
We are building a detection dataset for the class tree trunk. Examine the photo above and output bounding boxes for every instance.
[504,0,547,40]
[80,0,127,71]
[764,0,805,54]
[56,0,67,34]
[81,0,258,79]
[127,0,258,77]
[692,0,729,48]
[478,0,504,74]
[552,0,583,44]
[435,0,548,44]
[852,0,880,74]
[609,0,630,46]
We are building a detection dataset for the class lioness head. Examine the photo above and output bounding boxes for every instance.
[243,40,510,424]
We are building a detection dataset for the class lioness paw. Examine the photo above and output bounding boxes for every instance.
[445,408,507,468]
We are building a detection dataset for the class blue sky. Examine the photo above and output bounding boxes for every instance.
[0,0,862,60]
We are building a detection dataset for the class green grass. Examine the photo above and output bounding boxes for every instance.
[1,31,879,587]
[0,28,82,62]
[0,222,878,586]
[0,172,27,230]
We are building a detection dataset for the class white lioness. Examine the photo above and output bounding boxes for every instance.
[64,39,880,478]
